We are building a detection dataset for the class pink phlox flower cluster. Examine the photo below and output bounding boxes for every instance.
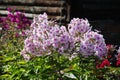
[21,13,107,60]
[49,25,75,54]
[79,39,95,57]
[21,13,75,59]
[68,18,91,40]
[0,8,31,37]
[79,31,107,58]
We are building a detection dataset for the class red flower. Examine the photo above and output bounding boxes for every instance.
[116,54,120,67]
[107,44,112,50]
[96,59,110,68]
[116,59,120,67]
[106,44,114,52]
[107,55,112,59]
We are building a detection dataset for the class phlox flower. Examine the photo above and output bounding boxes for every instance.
[79,31,107,57]
[21,13,75,59]
[21,13,107,60]
[68,18,91,37]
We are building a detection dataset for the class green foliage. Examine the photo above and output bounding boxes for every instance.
[1,42,120,80]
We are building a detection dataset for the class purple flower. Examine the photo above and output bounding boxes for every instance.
[68,18,91,36]
[21,31,26,36]
[17,24,22,29]
[79,31,107,57]
[3,24,9,30]
[15,33,19,37]
[7,7,12,12]
[21,13,107,59]
[0,17,3,23]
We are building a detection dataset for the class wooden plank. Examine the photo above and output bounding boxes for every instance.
[0,0,65,7]
[35,0,65,7]
[0,5,65,15]
[0,10,66,20]
[0,10,37,18]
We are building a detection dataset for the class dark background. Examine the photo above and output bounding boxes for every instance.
[70,0,120,45]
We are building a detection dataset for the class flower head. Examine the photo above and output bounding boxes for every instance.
[68,18,91,37]
[21,13,107,59]
[79,31,107,57]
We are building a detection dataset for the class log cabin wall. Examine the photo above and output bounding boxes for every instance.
[0,0,68,24]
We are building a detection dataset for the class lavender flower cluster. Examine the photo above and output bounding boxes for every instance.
[21,13,107,60]
[79,31,107,57]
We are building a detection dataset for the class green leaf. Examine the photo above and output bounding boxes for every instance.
[3,57,15,62]
[17,61,27,64]
[0,74,10,78]
[0,55,3,59]
[20,68,26,72]
[63,73,77,79]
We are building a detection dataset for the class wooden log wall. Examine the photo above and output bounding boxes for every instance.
[0,0,68,24]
